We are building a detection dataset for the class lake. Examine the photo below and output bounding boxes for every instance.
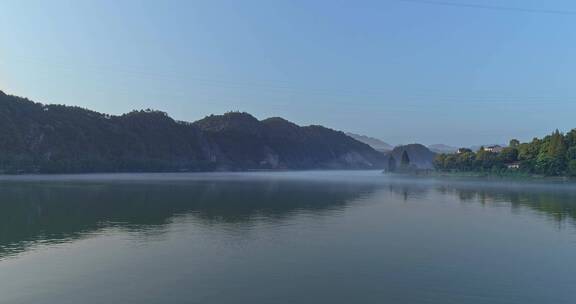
[1,171,575,304]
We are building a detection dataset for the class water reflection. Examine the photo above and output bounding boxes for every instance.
[1,174,576,261]
[433,181,576,224]
[0,179,377,260]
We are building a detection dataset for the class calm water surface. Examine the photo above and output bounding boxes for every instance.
[1,171,575,303]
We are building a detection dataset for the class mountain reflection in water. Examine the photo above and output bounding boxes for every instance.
[1,173,576,261]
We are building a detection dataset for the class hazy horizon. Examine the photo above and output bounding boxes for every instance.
[2,0,575,146]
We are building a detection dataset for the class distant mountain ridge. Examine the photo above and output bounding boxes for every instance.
[0,90,386,173]
[428,144,458,154]
[346,133,393,152]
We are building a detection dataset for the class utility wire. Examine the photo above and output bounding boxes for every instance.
[3,56,573,105]
[396,0,576,15]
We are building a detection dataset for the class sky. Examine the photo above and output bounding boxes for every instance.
[1,0,576,146]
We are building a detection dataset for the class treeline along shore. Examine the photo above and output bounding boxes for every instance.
[434,130,576,177]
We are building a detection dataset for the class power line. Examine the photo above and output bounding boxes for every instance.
[4,56,576,106]
[396,0,576,15]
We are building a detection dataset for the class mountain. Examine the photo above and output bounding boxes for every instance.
[386,144,436,169]
[428,144,458,154]
[0,90,386,173]
[346,133,393,152]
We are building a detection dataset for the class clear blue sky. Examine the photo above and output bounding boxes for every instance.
[1,0,575,146]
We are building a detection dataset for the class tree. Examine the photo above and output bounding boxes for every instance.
[518,139,540,161]
[444,154,458,170]
[433,154,446,170]
[546,130,567,175]
[566,129,576,147]
[400,150,410,168]
[509,139,520,148]
[499,147,518,163]
[457,151,476,170]
[567,147,576,161]
[387,155,397,172]
[475,149,497,170]
[569,160,576,177]
[548,130,566,156]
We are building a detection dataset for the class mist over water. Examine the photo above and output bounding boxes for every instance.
[1,171,575,303]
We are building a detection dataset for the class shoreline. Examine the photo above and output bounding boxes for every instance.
[387,170,574,182]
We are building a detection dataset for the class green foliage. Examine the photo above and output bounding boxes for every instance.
[569,160,576,177]
[565,130,576,147]
[498,147,518,163]
[457,151,476,170]
[0,92,386,174]
[509,139,520,148]
[567,147,576,161]
[434,129,576,177]
[433,154,445,169]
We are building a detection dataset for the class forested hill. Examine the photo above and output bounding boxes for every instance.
[0,90,386,173]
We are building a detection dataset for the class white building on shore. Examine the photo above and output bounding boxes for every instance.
[484,145,503,153]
